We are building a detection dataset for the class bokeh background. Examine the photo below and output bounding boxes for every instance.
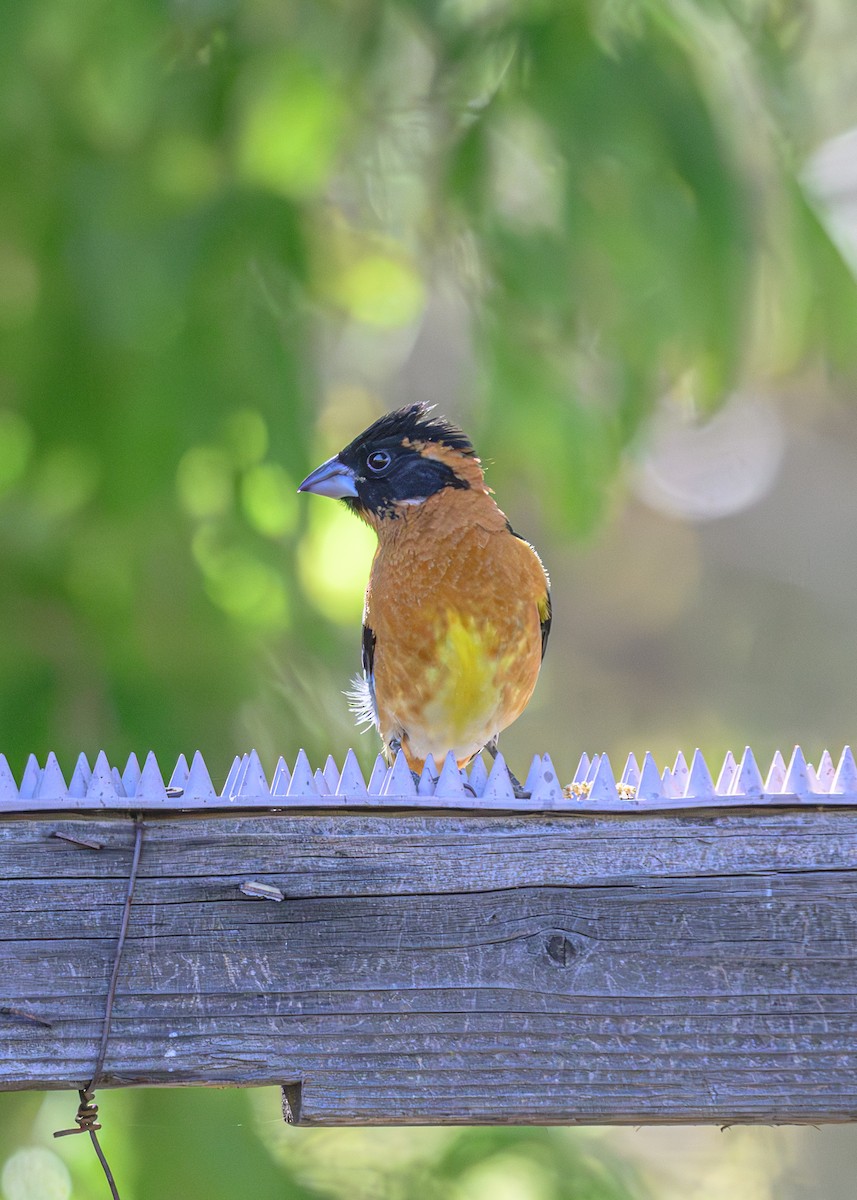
[2,0,857,1196]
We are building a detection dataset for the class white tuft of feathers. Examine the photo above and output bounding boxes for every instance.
[345,674,378,730]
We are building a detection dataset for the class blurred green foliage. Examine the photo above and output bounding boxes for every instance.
[0,1090,649,1200]
[2,0,857,1196]
[1,0,854,778]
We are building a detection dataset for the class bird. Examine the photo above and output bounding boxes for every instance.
[298,403,551,788]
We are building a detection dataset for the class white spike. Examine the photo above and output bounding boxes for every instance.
[716,751,737,795]
[636,752,663,800]
[137,751,167,800]
[572,753,591,785]
[68,753,92,799]
[468,755,489,798]
[783,746,811,797]
[832,746,857,795]
[237,749,269,798]
[336,749,367,798]
[0,754,17,801]
[685,749,715,799]
[436,751,466,798]
[765,750,787,794]
[323,755,339,794]
[588,754,618,803]
[620,752,640,788]
[19,755,40,800]
[221,755,242,798]
[271,756,291,797]
[313,768,331,795]
[112,767,127,797]
[523,755,543,796]
[383,749,417,797]
[672,751,689,794]
[584,754,601,784]
[287,749,317,798]
[816,750,835,793]
[367,755,387,795]
[169,753,190,792]
[661,766,678,798]
[36,752,68,801]
[481,751,516,801]
[730,747,763,796]
[232,754,250,796]
[86,751,117,802]
[418,754,438,796]
[530,753,563,804]
[122,753,141,798]
[185,751,216,801]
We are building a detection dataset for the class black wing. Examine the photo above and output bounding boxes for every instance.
[348,623,378,728]
[540,590,552,661]
[506,521,552,663]
[362,623,376,678]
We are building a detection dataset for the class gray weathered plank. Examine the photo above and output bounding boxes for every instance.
[2,808,857,1125]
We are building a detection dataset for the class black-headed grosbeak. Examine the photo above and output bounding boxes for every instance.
[299,404,551,780]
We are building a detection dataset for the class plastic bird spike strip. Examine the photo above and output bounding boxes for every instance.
[3,745,857,814]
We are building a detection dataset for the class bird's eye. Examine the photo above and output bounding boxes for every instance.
[366,449,392,474]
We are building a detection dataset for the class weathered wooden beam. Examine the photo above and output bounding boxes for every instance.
[3,806,857,1125]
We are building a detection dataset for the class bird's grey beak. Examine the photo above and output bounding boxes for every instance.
[298,456,359,499]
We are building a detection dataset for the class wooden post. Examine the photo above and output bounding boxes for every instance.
[3,803,857,1125]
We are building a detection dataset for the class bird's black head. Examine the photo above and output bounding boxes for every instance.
[299,404,479,523]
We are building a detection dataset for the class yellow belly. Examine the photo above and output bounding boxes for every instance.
[376,607,540,770]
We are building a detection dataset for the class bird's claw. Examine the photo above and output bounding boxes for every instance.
[507,769,530,800]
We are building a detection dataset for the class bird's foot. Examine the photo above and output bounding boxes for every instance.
[484,740,530,799]
[508,770,530,800]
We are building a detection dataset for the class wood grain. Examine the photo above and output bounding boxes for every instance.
[2,808,856,1125]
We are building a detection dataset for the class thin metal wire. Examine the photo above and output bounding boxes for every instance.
[88,1124,121,1200]
[54,814,145,1200]
[90,814,144,1086]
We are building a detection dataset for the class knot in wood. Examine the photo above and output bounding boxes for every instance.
[545,933,576,967]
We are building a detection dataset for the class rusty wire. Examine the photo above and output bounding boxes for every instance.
[54,814,145,1200]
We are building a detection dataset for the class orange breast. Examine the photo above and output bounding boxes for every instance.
[364,488,548,772]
